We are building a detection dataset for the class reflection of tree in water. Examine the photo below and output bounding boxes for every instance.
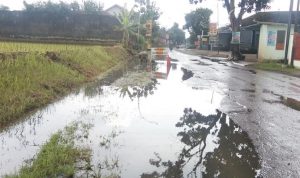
[84,68,127,98]
[84,84,104,98]
[141,108,261,178]
[181,68,194,81]
[79,130,123,178]
[118,78,158,100]
[118,78,159,125]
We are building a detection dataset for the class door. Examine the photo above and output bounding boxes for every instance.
[294,32,300,60]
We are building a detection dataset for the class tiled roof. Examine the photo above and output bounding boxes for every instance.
[242,11,300,27]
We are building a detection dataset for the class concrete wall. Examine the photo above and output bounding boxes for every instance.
[293,59,300,68]
[258,24,294,62]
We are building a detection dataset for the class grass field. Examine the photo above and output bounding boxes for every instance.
[0,42,128,127]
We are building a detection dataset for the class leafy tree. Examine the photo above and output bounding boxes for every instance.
[0,5,9,11]
[184,8,212,36]
[134,0,162,47]
[189,0,271,60]
[153,27,168,47]
[168,23,186,46]
[69,1,80,12]
[184,8,212,46]
[83,0,102,13]
[23,1,70,12]
[23,0,103,14]
[184,8,212,45]
[187,31,198,47]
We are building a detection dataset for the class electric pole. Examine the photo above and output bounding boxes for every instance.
[284,0,294,65]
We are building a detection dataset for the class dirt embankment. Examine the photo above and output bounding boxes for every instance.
[0,43,130,129]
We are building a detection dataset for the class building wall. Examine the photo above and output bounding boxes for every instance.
[258,24,294,62]
[293,59,300,68]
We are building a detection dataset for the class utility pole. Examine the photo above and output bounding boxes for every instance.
[217,0,220,55]
[137,4,141,50]
[284,0,294,65]
[291,0,300,67]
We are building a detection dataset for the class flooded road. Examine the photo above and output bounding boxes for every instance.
[1,50,300,177]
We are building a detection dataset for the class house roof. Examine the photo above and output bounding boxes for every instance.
[105,4,124,12]
[242,11,300,27]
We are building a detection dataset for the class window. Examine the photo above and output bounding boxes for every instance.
[276,30,286,50]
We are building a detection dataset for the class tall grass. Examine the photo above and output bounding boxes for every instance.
[0,53,84,124]
[0,42,126,126]
[58,46,119,78]
[0,41,88,53]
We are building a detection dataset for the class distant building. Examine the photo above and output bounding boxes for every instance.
[242,11,300,68]
[105,4,124,16]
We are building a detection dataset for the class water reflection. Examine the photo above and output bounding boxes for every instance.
[0,52,227,177]
[181,68,194,81]
[142,108,261,178]
[118,79,158,100]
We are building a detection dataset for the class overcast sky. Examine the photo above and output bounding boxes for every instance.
[0,0,294,29]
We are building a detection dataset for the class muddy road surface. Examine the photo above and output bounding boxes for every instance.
[1,50,299,177]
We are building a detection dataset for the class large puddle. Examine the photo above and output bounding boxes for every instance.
[0,51,261,177]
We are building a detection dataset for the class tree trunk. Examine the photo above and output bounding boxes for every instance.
[231,44,243,61]
[225,0,243,61]
[231,19,243,61]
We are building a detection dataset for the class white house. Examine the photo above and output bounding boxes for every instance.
[105,4,124,16]
[242,11,300,68]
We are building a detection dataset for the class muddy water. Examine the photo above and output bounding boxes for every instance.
[0,51,261,177]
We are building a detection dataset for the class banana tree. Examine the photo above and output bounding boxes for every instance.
[116,8,137,48]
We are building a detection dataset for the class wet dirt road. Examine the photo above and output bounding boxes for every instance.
[1,50,300,177]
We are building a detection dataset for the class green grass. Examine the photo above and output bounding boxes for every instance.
[253,60,300,74]
[0,42,127,127]
[6,122,91,178]
[7,133,80,178]
[58,47,119,78]
[5,121,121,178]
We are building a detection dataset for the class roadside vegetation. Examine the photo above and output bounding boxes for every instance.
[6,121,121,178]
[6,122,92,178]
[252,60,300,75]
[0,0,165,127]
[0,42,128,127]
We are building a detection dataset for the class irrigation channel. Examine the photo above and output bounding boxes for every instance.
[0,50,261,177]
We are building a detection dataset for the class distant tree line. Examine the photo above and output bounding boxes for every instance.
[22,0,103,14]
